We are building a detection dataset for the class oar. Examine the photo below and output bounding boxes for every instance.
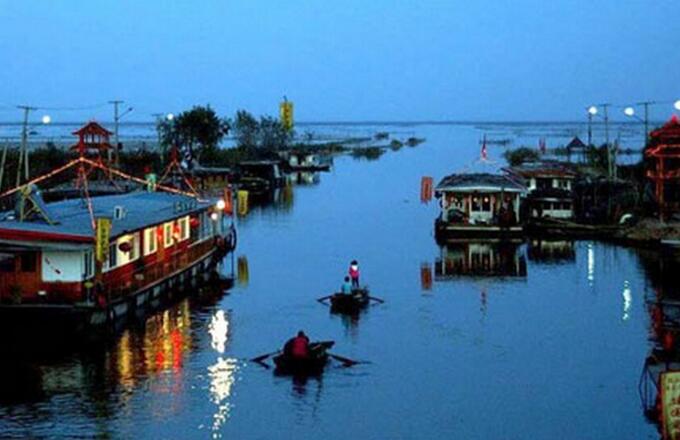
[317,294,334,303]
[368,296,385,303]
[328,352,362,367]
[250,351,280,363]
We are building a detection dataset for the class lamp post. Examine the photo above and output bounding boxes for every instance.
[15,106,51,187]
[587,104,613,179]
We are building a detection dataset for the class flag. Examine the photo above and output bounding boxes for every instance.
[481,135,488,161]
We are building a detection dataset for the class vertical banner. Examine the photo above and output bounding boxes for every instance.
[237,190,249,216]
[223,187,233,215]
[280,99,294,132]
[95,217,112,262]
[421,176,433,203]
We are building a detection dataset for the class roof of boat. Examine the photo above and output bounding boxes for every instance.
[504,161,578,178]
[436,173,526,193]
[0,191,212,243]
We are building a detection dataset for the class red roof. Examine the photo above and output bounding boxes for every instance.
[71,121,112,137]
[646,115,680,157]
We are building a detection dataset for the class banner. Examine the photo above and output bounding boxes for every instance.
[95,217,112,262]
[280,100,294,131]
[237,190,249,216]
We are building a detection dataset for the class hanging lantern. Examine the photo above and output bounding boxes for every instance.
[190,216,200,229]
[118,241,132,253]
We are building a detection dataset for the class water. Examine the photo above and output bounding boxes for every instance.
[0,124,666,439]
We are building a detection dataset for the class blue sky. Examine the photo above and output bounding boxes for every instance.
[0,1,678,122]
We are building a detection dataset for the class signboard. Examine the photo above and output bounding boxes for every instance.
[661,371,680,440]
[280,100,294,131]
[95,217,112,262]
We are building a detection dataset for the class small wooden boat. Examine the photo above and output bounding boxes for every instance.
[329,289,370,314]
[273,340,334,375]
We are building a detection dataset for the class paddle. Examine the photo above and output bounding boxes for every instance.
[317,294,334,303]
[368,296,385,304]
[250,351,280,363]
[328,352,362,367]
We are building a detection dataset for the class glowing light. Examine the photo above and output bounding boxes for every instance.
[587,243,595,284]
[216,199,226,211]
[624,107,635,117]
[41,115,51,124]
[208,357,239,436]
[211,212,219,221]
[588,106,598,116]
[166,113,175,121]
[622,280,632,321]
[675,100,680,111]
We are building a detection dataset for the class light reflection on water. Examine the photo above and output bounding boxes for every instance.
[0,123,667,439]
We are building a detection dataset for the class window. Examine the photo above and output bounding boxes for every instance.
[83,250,94,278]
[0,254,14,272]
[144,227,157,256]
[179,216,190,241]
[130,232,140,260]
[164,222,174,248]
[107,243,117,269]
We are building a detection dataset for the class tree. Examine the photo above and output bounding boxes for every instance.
[259,115,291,151]
[503,147,541,167]
[233,110,259,149]
[158,105,229,167]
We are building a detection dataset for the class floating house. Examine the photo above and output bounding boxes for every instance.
[434,173,526,239]
[0,158,235,335]
[279,151,330,172]
[646,115,680,220]
[504,161,578,220]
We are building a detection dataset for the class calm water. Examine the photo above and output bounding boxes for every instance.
[0,124,667,439]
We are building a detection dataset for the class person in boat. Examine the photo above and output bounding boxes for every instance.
[349,260,360,289]
[283,330,310,359]
[341,276,352,295]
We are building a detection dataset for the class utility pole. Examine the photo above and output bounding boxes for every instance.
[636,100,655,147]
[16,105,36,186]
[587,112,593,146]
[601,103,612,180]
[109,100,123,166]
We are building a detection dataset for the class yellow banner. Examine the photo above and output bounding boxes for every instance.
[95,217,112,262]
[237,190,249,216]
[662,371,680,440]
[280,100,294,131]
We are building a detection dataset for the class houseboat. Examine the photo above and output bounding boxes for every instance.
[0,188,235,336]
[280,151,331,172]
[237,160,286,195]
[434,173,526,240]
[504,161,577,220]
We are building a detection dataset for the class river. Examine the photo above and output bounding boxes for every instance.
[0,123,668,439]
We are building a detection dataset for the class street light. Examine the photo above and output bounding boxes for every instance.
[675,100,680,111]
[587,103,612,179]
[41,115,51,125]
[588,106,598,116]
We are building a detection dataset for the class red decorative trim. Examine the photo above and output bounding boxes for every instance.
[0,228,93,243]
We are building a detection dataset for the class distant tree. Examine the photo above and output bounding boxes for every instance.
[233,110,259,149]
[158,105,229,167]
[503,147,541,167]
[259,116,291,151]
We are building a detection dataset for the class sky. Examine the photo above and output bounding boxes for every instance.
[0,0,679,122]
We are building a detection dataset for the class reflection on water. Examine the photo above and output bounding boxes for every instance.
[435,241,527,278]
[587,243,595,285]
[291,172,321,186]
[237,256,249,285]
[207,309,238,439]
[527,239,576,264]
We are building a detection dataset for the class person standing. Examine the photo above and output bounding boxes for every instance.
[349,260,360,289]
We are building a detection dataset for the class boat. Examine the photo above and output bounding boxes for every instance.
[434,173,526,240]
[329,289,370,314]
[273,340,334,375]
[0,122,236,339]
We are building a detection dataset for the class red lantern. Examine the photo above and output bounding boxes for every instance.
[190,217,200,229]
[118,241,132,253]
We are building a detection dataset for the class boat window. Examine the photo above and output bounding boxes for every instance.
[482,197,491,211]
[472,197,482,212]
[19,253,36,272]
[108,243,117,269]
[83,250,94,278]
[164,222,174,248]
[144,227,157,256]
[179,216,190,241]
[130,232,140,260]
